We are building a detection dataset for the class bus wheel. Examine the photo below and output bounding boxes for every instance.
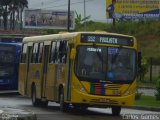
[112,106,121,116]
[31,86,40,107]
[74,105,87,111]
[59,89,68,112]
[40,101,48,107]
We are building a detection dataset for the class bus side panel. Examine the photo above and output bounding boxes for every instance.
[45,64,56,100]
[56,64,65,101]
[18,64,26,95]
[45,64,65,102]
[28,64,43,98]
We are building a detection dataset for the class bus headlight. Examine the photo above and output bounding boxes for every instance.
[124,88,136,95]
[73,84,86,93]
[80,87,85,92]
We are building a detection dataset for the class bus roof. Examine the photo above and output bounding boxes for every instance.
[23,32,78,43]
[22,32,133,43]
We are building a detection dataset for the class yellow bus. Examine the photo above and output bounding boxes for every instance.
[19,31,139,115]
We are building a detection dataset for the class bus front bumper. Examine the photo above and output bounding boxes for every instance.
[70,89,136,107]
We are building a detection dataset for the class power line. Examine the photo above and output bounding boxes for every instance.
[30,0,61,7]
[42,0,77,8]
[42,0,95,9]
[29,0,44,6]
[45,0,60,4]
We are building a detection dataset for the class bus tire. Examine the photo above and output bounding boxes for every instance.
[59,89,68,112]
[40,101,48,107]
[31,85,40,107]
[112,106,121,116]
[73,104,87,111]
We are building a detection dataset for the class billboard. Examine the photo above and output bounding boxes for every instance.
[106,0,160,20]
[24,9,75,29]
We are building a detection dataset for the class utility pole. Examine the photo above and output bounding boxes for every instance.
[150,57,153,82]
[67,0,70,32]
[84,0,86,31]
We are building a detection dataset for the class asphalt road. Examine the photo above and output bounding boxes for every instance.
[0,93,160,120]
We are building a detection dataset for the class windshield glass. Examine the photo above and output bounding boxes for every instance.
[75,46,136,83]
[0,64,14,78]
[0,45,15,63]
[0,45,15,78]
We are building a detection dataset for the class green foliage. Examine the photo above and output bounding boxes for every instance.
[104,20,160,36]
[0,0,28,30]
[44,29,75,34]
[84,21,108,31]
[137,57,149,82]
[135,95,160,108]
[156,80,160,88]
[75,20,160,36]
[45,29,62,34]
[155,80,160,100]
[75,20,110,31]
[135,92,143,100]
[137,81,156,88]
[75,12,91,31]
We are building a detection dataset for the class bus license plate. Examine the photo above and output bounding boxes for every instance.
[99,98,110,103]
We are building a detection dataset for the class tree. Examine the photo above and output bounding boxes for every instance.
[75,11,90,31]
[17,0,28,30]
[0,3,3,27]
[0,0,11,30]
[9,0,19,30]
[0,0,28,30]
[9,0,28,30]
[137,57,149,82]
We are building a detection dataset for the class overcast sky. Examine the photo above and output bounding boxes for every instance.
[27,0,107,22]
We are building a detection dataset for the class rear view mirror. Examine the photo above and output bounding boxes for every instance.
[70,48,76,60]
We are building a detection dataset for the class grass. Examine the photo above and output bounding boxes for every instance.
[135,96,160,108]
[137,80,157,88]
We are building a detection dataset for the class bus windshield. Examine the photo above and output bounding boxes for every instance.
[75,46,136,83]
[0,45,15,78]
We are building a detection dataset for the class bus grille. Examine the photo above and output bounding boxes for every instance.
[90,83,122,96]
[105,84,122,90]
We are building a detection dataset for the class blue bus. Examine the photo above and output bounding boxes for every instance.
[0,42,22,90]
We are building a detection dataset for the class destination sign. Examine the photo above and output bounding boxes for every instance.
[81,34,134,46]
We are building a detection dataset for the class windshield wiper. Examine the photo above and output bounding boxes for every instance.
[92,43,104,62]
[111,45,123,64]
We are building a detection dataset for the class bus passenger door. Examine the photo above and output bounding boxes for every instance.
[65,44,73,101]
[24,46,32,96]
[41,45,49,98]
[19,44,31,95]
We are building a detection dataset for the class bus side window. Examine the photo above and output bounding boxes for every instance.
[50,41,68,64]
[56,41,60,63]
[31,43,39,63]
[59,40,68,63]
[21,43,27,63]
[37,43,43,63]
[63,41,68,63]
[50,42,56,63]
[59,41,63,63]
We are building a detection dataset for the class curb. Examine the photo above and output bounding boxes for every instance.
[0,107,37,120]
[0,91,19,95]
